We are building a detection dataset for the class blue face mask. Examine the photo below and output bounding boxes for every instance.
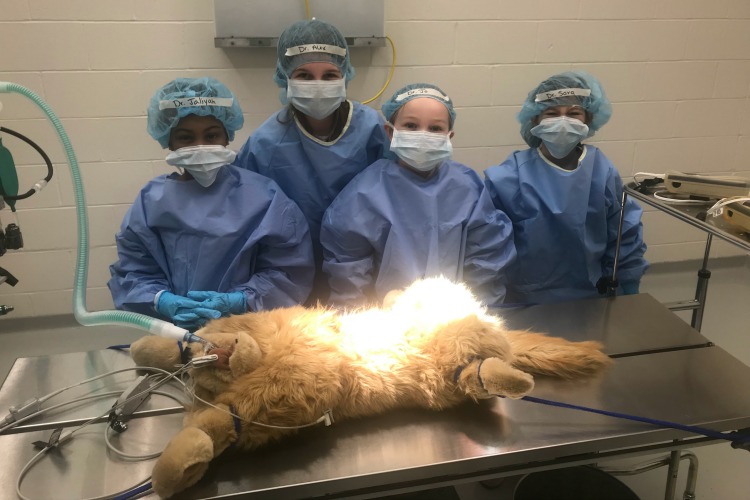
[530,116,589,159]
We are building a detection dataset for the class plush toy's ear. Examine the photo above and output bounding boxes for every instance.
[130,336,183,371]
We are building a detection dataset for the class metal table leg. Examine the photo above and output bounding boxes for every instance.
[690,233,712,331]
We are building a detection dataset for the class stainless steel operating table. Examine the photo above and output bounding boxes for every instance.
[1,293,748,499]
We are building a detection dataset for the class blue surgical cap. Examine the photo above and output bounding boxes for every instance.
[518,71,612,148]
[273,19,355,88]
[381,83,456,128]
[147,77,244,149]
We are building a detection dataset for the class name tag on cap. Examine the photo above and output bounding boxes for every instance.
[285,44,347,57]
[535,88,591,102]
[395,87,450,103]
[159,97,234,110]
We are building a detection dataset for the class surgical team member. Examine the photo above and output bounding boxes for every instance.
[233,19,389,303]
[320,83,516,308]
[108,77,315,329]
[484,71,648,304]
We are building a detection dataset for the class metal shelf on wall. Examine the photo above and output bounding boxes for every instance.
[214,0,385,49]
[214,36,387,49]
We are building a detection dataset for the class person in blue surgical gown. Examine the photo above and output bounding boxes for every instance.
[108,77,314,329]
[320,83,516,308]
[232,19,389,303]
[484,71,648,305]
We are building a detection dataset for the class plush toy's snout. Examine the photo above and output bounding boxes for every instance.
[206,345,234,369]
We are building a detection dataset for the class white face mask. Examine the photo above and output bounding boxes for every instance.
[165,145,237,187]
[389,128,453,172]
[530,116,590,159]
[287,79,346,120]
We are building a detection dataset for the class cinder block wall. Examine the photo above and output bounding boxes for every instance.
[1,0,749,318]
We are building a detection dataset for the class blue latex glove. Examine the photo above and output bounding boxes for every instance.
[155,291,221,329]
[171,309,222,330]
[187,291,248,315]
[621,281,640,295]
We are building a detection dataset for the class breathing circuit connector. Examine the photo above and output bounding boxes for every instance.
[183,332,211,346]
[150,322,211,347]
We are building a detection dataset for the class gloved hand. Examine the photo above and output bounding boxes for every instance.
[186,291,248,316]
[155,291,221,329]
[621,281,640,295]
[171,309,222,330]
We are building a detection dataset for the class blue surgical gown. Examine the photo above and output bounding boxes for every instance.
[320,159,517,307]
[108,165,315,317]
[233,101,388,301]
[484,145,648,304]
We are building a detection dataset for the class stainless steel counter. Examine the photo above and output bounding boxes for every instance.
[625,183,750,252]
[500,292,711,356]
[624,182,750,332]
[1,294,748,500]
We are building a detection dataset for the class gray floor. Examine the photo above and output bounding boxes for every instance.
[1,257,748,499]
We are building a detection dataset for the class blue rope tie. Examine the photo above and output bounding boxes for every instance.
[228,405,242,450]
[454,360,750,449]
[113,481,152,500]
[520,394,750,447]
[106,344,131,351]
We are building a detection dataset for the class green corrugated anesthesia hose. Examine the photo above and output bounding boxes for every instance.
[0,82,195,342]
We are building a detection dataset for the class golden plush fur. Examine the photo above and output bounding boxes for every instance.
[129,277,611,498]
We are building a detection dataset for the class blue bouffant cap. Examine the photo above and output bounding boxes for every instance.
[518,71,612,147]
[381,83,456,128]
[273,19,355,89]
[147,77,244,149]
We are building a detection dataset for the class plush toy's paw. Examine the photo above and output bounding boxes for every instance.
[130,336,183,371]
[479,358,534,399]
[152,427,215,498]
[457,358,535,400]
[478,357,535,399]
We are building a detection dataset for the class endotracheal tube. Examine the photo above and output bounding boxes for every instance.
[0,82,207,346]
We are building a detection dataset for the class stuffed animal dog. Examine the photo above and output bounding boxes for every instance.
[130,277,611,498]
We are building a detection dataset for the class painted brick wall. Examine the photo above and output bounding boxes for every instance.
[1,0,749,318]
